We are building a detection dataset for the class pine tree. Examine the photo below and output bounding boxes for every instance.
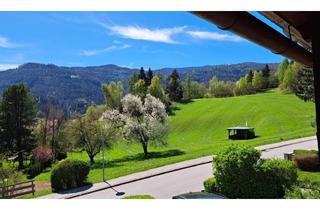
[146,68,153,87]
[246,70,254,84]
[0,84,37,169]
[166,69,183,101]
[292,66,314,102]
[262,64,270,89]
[139,67,146,82]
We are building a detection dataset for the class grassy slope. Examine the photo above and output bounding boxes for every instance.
[34,90,316,189]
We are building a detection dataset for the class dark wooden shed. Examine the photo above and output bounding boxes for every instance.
[227,126,255,140]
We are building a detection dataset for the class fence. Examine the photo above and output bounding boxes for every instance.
[0,180,35,199]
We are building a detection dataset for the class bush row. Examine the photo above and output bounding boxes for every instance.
[293,150,319,172]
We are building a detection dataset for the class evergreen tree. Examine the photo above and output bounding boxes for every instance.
[166,69,183,101]
[146,68,153,87]
[262,64,271,88]
[139,67,146,82]
[246,70,254,85]
[292,66,314,102]
[0,84,37,169]
[262,64,271,78]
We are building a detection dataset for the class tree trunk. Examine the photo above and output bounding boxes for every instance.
[89,155,95,164]
[18,151,24,169]
[51,120,56,161]
[142,142,148,158]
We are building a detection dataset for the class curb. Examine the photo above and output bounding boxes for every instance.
[257,137,316,152]
[64,159,213,199]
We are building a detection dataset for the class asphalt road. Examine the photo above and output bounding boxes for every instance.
[76,138,318,199]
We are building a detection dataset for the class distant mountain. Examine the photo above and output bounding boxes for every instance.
[0,62,278,116]
[159,62,278,83]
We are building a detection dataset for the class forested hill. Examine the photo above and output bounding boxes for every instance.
[0,62,278,115]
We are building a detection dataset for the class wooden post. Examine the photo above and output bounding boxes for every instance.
[32,180,35,198]
[312,20,320,162]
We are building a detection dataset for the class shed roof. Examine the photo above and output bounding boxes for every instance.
[226,126,254,130]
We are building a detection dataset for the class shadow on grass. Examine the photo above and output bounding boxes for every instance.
[228,135,260,141]
[179,99,195,104]
[91,149,186,170]
[168,100,195,116]
[168,106,181,116]
[90,159,124,170]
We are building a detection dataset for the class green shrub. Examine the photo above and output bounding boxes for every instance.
[203,177,217,193]
[213,145,298,198]
[257,159,298,198]
[293,152,319,172]
[0,158,24,186]
[122,195,155,199]
[285,181,320,199]
[213,145,261,198]
[50,159,90,192]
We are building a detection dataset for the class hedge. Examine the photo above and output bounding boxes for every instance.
[51,159,90,192]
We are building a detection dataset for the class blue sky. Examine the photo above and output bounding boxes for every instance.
[0,12,282,70]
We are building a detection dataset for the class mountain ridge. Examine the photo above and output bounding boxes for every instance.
[0,61,278,116]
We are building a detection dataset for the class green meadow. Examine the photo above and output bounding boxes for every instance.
[33,89,317,194]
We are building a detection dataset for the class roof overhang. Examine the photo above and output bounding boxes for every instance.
[191,11,318,67]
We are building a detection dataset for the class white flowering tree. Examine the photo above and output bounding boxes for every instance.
[121,94,168,158]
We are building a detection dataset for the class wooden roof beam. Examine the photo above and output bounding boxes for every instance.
[192,11,313,67]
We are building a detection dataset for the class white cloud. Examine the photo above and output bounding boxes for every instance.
[81,44,130,56]
[0,64,20,71]
[0,36,18,48]
[107,25,186,44]
[186,31,244,42]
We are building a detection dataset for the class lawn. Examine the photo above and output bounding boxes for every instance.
[298,171,320,184]
[33,89,316,194]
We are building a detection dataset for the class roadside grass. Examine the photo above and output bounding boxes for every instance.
[32,89,316,196]
[122,195,155,199]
